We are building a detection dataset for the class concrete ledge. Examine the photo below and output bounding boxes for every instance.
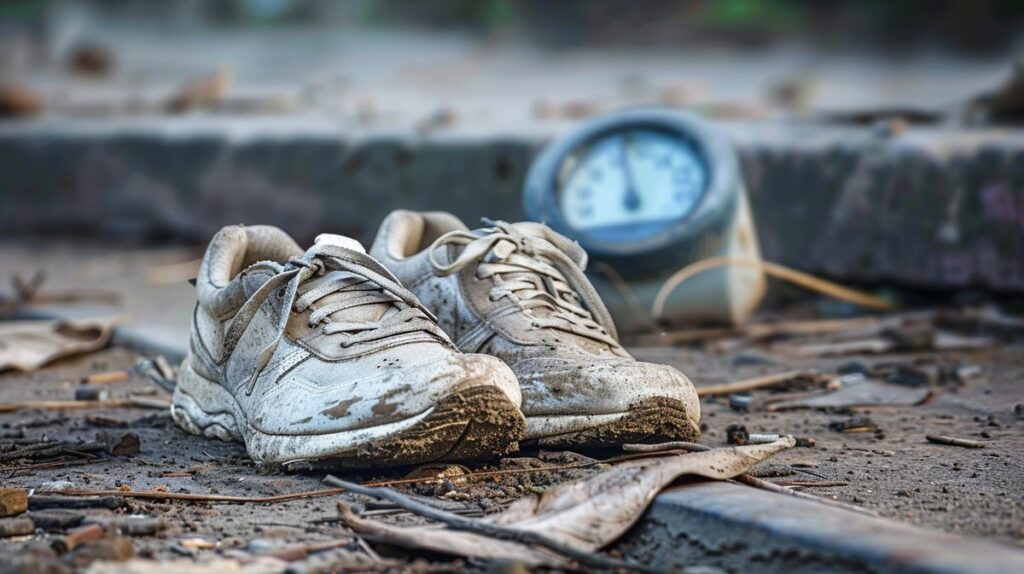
[621,481,1024,574]
[2,117,1023,291]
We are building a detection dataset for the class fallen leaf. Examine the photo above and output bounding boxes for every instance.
[0,317,118,372]
[341,438,795,564]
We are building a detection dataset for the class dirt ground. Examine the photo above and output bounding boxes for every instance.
[1,334,1022,572]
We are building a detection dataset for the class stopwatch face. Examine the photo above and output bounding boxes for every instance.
[556,129,708,243]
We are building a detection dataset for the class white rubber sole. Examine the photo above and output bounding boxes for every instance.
[171,360,525,467]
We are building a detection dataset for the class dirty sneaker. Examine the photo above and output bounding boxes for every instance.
[370,211,700,448]
[173,225,524,467]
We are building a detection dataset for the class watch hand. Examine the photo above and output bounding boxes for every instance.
[621,134,641,212]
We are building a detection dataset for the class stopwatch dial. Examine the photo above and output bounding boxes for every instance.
[558,129,707,242]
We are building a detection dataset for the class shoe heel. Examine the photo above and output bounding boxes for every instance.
[171,360,244,442]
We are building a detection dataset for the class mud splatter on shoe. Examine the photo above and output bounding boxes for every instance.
[371,211,700,447]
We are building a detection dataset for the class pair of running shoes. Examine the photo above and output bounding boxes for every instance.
[171,210,700,468]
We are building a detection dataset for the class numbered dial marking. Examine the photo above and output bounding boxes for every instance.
[558,129,707,241]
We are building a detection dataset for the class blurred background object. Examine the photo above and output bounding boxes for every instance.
[1,0,1023,336]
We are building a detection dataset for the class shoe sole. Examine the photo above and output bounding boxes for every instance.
[526,397,700,449]
[171,361,525,468]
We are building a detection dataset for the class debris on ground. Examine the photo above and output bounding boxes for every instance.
[0,488,28,517]
[0,311,1020,572]
[925,434,987,449]
[0,317,120,373]
[768,378,933,411]
[66,40,115,77]
[829,416,880,433]
[167,69,234,113]
[0,82,43,117]
[328,438,795,567]
[0,271,121,315]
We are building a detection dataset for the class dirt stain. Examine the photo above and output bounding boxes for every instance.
[372,397,399,416]
[322,398,360,419]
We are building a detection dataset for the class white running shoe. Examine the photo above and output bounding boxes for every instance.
[172,225,524,468]
[371,211,700,448]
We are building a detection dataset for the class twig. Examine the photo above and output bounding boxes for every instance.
[81,371,130,385]
[267,537,354,562]
[325,476,658,573]
[696,369,815,397]
[32,487,349,504]
[925,435,986,448]
[354,535,382,562]
[0,399,169,413]
[769,480,849,488]
[136,358,177,393]
[1,458,103,473]
[621,441,705,453]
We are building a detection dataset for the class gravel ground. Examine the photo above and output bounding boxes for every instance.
[1,336,1022,571]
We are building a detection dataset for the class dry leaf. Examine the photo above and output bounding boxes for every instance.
[0,317,118,372]
[341,438,795,564]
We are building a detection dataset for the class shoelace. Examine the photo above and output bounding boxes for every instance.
[427,220,619,346]
[222,243,447,395]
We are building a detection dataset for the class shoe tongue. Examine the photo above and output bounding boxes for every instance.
[315,233,365,253]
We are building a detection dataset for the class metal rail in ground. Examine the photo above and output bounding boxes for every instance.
[622,481,1024,574]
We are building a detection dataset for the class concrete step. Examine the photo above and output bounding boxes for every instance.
[2,118,1022,292]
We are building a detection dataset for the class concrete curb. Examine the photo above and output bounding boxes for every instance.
[622,481,1024,574]
[2,118,1023,291]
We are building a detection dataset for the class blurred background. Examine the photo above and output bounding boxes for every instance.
[1,0,1023,346]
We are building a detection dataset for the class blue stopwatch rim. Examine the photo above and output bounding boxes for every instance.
[523,107,739,258]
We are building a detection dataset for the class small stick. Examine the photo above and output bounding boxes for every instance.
[1,458,103,473]
[54,523,105,553]
[0,399,169,413]
[153,355,176,380]
[696,370,815,397]
[326,476,657,573]
[925,435,986,448]
[29,495,124,510]
[81,371,129,385]
[0,516,35,538]
[135,358,177,393]
[262,537,353,561]
[33,487,349,504]
[769,480,849,488]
